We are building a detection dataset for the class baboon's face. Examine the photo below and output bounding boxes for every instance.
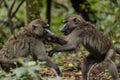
[60,15,85,35]
[28,19,54,37]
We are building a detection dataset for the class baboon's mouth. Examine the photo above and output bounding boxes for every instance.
[44,29,54,36]
[63,30,70,35]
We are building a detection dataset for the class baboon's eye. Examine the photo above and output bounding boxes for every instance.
[32,25,37,30]
[73,18,80,24]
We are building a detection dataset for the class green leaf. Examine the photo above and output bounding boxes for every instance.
[18,57,24,63]
[29,65,41,71]
[27,61,36,66]
[13,67,27,78]
[28,66,41,80]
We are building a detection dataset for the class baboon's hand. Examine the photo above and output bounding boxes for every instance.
[48,48,56,57]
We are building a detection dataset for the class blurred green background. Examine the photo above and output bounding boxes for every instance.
[0,0,120,45]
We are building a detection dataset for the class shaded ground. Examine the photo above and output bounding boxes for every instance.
[40,52,120,80]
[40,64,120,80]
[0,51,119,80]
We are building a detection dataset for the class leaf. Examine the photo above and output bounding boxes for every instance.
[110,0,117,4]
[18,57,24,63]
[28,66,41,80]
[27,61,36,66]
[28,70,39,80]
[13,67,27,78]
[68,63,73,67]
[29,65,41,71]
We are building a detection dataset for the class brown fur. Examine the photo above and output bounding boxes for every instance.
[0,19,60,76]
[48,14,120,80]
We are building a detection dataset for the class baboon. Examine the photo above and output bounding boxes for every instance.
[48,14,120,80]
[0,19,64,76]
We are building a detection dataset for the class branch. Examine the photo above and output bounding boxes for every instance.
[12,0,25,19]
[53,1,68,11]
[0,0,3,7]
[8,0,16,33]
[0,0,24,27]
[3,0,8,9]
[46,0,52,25]
[0,29,8,38]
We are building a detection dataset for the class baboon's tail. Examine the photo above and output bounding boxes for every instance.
[116,47,120,55]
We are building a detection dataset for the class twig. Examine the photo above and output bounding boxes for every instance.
[0,29,8,39]
[8,0,16,33]
[12,0,25,19]
[1,0,24,26]
[3,0,8,9]
[54,1,68,11]
[0,0,3,7]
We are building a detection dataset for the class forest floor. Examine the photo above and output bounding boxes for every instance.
[0,51,119,80]
[40,52,120,80]
[40,65,120,80]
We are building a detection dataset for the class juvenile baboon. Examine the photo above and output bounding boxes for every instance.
[0,19,62,76]
[48,14,120,80]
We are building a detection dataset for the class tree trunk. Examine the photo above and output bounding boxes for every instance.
[70,0,95,22]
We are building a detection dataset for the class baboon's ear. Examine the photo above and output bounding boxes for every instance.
[32,25,37,30]
[73,18,80,24]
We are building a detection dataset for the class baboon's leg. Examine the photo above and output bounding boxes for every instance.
[105,49,120,80]
[82,54,97,80]
[38,56,60,76]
